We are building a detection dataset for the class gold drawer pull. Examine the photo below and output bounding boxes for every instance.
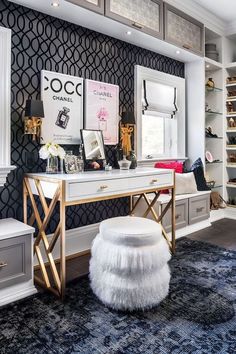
[132,22,143,29]
[0,261,7,269]
[175,214,181,220]
[196,207,204,213]
[183,44,191,50]
[100,185,108,190]
[151,179,158,184]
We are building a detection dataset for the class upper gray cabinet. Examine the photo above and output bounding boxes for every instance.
[65,0,105,15]
[105,0,163,39]
[164,3,204,56]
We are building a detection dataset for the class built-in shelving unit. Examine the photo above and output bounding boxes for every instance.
[205,49,224,194]
[224,50,236,206]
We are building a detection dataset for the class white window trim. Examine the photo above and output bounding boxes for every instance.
[0,27,15,187]
[134,65,186,163]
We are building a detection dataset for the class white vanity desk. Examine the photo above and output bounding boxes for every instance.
[23,167,175,299]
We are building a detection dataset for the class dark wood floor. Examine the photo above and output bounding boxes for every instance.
[36,218,236,286]
[188,218,236,251]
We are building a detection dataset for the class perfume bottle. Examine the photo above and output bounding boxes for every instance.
[77,145,84,172]
[55,107,70,129]
[99,118,107,131]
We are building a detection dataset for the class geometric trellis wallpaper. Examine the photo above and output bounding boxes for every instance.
[0,0,184,232]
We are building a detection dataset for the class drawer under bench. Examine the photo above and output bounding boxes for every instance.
[133,191,211,232]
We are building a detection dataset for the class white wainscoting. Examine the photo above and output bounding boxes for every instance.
[0,26,15,186]
[34,223,99,265]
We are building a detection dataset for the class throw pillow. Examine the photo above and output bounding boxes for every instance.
[154,161,184,194]
[190,158,210,191]
[154,161,184,173]
[175,172,198,195]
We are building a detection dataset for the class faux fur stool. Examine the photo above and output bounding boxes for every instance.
[89,216,171,311]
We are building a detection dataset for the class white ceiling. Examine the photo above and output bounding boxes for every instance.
[193,0,236,22]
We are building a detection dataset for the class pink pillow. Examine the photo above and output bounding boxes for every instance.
[154,161,184,173]
[154,161,184,193]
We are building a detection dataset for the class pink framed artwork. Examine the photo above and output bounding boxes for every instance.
[85,79,119,145]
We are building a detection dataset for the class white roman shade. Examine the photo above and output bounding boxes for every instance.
[142,80,178,118]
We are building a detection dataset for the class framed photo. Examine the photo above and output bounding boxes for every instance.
[85,79,119,145]
[41,70,83,145]
[64,154,79,174]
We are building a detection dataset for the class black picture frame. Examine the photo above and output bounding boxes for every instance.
[80,129,106,171]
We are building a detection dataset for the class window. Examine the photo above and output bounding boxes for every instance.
[135,65,185,161]
[142,114,164,157]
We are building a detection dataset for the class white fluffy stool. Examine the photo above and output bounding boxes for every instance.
[89,216,171,311]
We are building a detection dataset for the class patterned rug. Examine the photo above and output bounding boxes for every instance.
[0,238,235,354]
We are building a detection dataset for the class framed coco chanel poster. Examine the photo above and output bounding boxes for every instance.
[85,80,119,145]
[41,70,83,144]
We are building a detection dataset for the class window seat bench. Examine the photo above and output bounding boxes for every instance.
[133,191,211,237]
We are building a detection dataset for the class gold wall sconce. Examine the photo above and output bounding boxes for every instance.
[120,111,135,156]
[23,99,44,141]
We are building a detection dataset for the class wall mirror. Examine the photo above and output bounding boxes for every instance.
[80,129,106,171]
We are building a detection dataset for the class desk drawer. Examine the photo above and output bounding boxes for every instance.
[66,172,173,201]
[162,199,188,232]
[0,235,31,289]
[127,173,173,192]
[67,178,129,200]
[189,194,210,225]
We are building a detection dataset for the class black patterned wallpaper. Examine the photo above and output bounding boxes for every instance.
[0,0,184,230]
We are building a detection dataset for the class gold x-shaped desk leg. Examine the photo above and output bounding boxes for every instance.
[23,177,66,298]
[130,188,176,253]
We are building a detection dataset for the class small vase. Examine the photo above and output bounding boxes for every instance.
[118,156,131,170]
[127,150,137,169]
[46,156,58,174]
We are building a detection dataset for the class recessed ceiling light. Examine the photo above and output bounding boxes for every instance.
[51,1,60,7]
[176,50,181,54]
[206,64,210,68]
[126,31,132,35]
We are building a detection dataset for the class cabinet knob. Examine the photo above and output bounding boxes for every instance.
[100,185,108,190]
[0,261,7,269]
[175,214,181,220]
[151,179,158,184]
[132,22,143,29]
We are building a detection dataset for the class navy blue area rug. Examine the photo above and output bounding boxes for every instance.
[0,238,235,354]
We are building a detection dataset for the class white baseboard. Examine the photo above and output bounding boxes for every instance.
[35,216,216,267]
[174,219,212,239]
[0,280,37,307]
[210,209,225,222]
[224,207,236,220]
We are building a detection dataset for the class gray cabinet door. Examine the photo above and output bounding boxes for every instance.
[105,0,163,39]
[161,199,188,233]
[189,194,210,225]
[164,3,204,56]
[0,235,31,289]
[65,0,105,15]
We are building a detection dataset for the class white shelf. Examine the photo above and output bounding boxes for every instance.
[226,146,236,150]
[226,83,236,88]
[226,129,236,132]
[226,164,236,168]
[226,114,236,118]
[225,62,236,69]
[226,184,236,188]
[226,98,236,102]
[205,57,223,71]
